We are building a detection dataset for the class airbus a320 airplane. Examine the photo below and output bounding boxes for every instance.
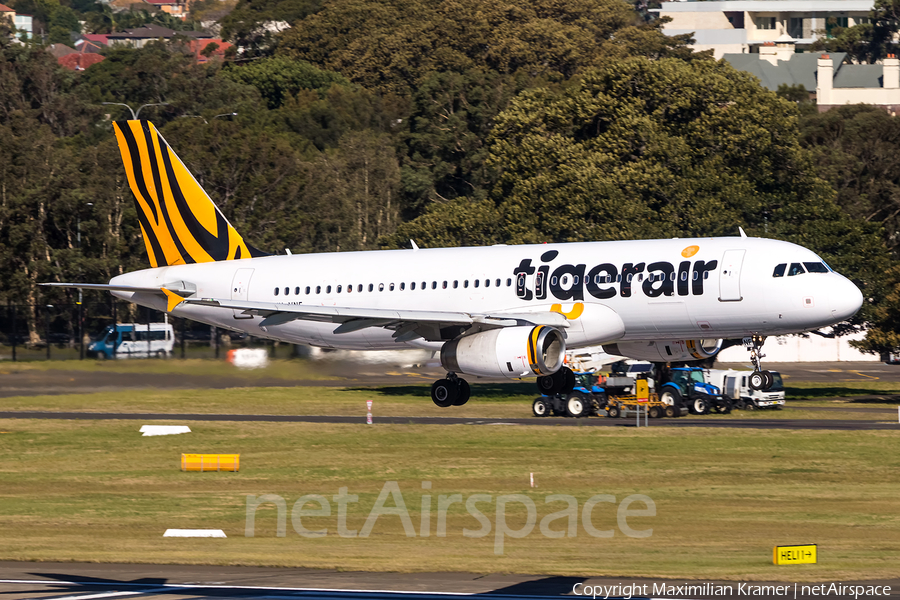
[46,121,864,407]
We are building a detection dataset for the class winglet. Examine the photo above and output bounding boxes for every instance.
[162,288,186,312]
[739,227,747,238]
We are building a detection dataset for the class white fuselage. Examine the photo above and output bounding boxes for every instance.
[109,237,863,351]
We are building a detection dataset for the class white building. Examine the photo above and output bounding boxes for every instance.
[655,0,873,59]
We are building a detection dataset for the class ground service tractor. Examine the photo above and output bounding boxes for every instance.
[659,367,732,414]
[707,369,786,409]
[533,371,607,417]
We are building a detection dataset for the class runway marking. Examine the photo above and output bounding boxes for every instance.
[50,587,173,599]
[849,370,879,380]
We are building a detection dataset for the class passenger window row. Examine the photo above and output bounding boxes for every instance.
[274,278,514,296]
[772,262,830,278]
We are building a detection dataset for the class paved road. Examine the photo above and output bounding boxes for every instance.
[0,562,897,600]
[0,410,896,430]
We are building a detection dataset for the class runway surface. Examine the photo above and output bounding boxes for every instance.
[1,562,897,600]
[0,409,897,430]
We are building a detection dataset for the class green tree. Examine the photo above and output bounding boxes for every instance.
[220,0,321,57]
[387,58,889,326]
[221,56,350,109]
[277,0,701,97]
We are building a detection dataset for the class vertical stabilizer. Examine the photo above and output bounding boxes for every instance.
[113,120,267,267]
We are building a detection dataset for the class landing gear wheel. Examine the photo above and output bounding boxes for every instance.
[664,405,678,418]
[607,405,621,418]
[532,397,549,417]
[536,375,556,395]
[431,379,458,408]
[453,379,470,406]
[762,370,774,391]
[648,406,662,419]
[749,371,766,391]
[566,393,587,418]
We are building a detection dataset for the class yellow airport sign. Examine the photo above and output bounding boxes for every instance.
[181,454,240,472]
[773,544,817,565]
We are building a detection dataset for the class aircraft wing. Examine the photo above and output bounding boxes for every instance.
[180,297,570,342]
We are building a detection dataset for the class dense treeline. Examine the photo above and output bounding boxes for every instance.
[1,0,900,352]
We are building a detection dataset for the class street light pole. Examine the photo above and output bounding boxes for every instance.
[101,102,170,120]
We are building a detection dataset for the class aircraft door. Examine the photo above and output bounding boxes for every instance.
[231,268,255,319]
[718,249,745,302]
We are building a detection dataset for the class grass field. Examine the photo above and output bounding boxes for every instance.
[0,418,897,580]
[0,361,898,580]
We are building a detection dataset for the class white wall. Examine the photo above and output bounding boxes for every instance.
[716,331,878,362]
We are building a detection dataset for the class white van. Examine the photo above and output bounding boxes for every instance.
[88,323,175,359]
[707,369,785,409]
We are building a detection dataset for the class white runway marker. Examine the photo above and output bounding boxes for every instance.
[140,425,190,436]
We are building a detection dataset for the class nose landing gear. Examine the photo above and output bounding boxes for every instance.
[744,335,774,391]
[431,372,471,407]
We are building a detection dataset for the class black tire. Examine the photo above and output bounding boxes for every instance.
[734,398,747,410]
[762,370,774,391]
[744,399,756,410]
[607,405,621,418]
[532,397,549,417]
[536,375,557,395]
[648,406,662,419]
[660,387,683,409]
[692,397,709,415]
[566,393,587,418]
[749,371,765,391]
[431,379,457,408]
[664,405,678,418]
[562,368,577,394]
[453,379,470,406]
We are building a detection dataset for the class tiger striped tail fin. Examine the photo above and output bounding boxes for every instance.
[113,120,268,268]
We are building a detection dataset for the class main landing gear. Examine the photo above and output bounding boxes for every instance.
[431,372,470,407]
[744,335,774,391]
[535,366,577,396]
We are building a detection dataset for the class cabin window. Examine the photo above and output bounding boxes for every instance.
[670,272,676,281]
[773,264,786,278]
[496,278,501,287]
[337,285,342,293]
[465,280,470,288]
[274,287,279,296]
[400,282,405,290]
[485,279,490,288]
[506,278,512,286]
[379,283,385,291]
[561,275,569,286]
[680,272,687,281]
[453,280,458,288]
[411,282,416,290]
[358,284,363,292]
[804,262,829,273]
[626,274,633,283]
[550,276,558,286]
[295,287,300,295]
[693,272,699,281]
[368,284,374,292]
[305,286,310,295]
[326,285,332,293]
[316,286,321,294]
[573,276,579,285]
[347,284,352,293]
[390,283,395,291]
[432,281,437,289]
[704,272,710,279]
[474,280,480,288]
[788,263,805,276]
[616,274,622,283]
[637,274,643,282]
[422,281,426,290]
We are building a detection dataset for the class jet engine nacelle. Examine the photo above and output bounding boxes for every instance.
[602,339,723,362]
[441,326,566,379]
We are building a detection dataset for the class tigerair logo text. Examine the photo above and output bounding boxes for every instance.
[513,249,718,301]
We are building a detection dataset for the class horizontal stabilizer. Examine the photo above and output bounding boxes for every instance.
[41,282,197,296]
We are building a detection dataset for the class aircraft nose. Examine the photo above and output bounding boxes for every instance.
[831,276,864,322]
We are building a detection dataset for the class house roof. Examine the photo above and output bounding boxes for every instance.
[58,52,105,71]
[143,0,182,5]
[47,43,78,58]
[107,23,212,39]
[81,33,109,45]
[722,51,878,92]
[0,4,14,12]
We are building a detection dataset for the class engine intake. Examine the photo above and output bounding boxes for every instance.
[603,339,722,362]
[441,326,566,379]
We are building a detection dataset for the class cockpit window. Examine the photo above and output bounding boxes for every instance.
[787,263,806,276]
[773,263,786,277]
[803,262,829,273]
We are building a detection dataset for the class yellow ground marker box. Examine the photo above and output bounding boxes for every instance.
[773,544,817,565]
[181,454,240,472]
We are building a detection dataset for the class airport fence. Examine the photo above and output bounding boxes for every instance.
[0,299,296,361]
